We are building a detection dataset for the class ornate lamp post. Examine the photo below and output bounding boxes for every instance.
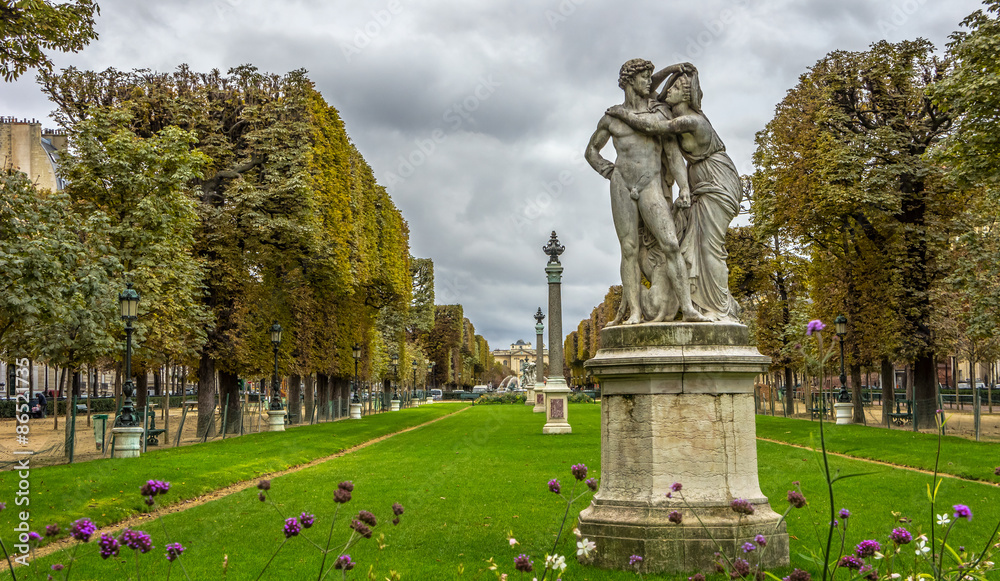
[113,283,144,458]
[833,314,852,425]
[350,344,362,420]
[427,361,435,403]
[266,322,287,431]
[390,353,400,411]
[269,323,283,410]
[411,359,417,405]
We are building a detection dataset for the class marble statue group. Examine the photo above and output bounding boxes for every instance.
[586,59,741,324]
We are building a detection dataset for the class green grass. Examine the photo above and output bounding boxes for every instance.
[0,404,466,537]
[7,404,1000,580]
[755,414,1000,483]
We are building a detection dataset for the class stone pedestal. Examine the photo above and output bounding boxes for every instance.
[532,389,545,413]
[578,323,789,575]
[525,387,535,406]
[267,409,287,432]
[350,403,363,419]
[391,399,401,412]
[834,402,852,425]
[542,378,572,434]
[112,426,144,458]
[426,396,434,404]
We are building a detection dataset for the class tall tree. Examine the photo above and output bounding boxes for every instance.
[0,0,99,81]
[752,39,960,426]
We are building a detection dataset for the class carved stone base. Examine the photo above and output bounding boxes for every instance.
[267,410,286,432]
[579,323,788,574]
[112,426,144,459]
[525,387,535,406]
[532,390,545,413]
[349,403,362,419]
[542,378,571,434]
[391,399,401,412]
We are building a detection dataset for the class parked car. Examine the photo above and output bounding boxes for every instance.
[472,385,489,394]
[430,389,443,401]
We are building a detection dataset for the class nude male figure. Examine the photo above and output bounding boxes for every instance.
[585,58,707,324]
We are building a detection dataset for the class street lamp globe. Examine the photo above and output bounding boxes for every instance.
[835,314,847,337]
[270,322,282,346]
[119,283,139,320]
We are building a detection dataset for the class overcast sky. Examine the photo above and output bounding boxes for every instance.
[1,0,984,353]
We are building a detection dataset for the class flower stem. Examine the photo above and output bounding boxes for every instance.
[62,543,79,581]
[157,514,191,581]
[0,536,18,581]
[316,505,340,581]
[255,538,287,581]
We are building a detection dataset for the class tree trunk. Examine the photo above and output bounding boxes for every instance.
[913,355,937,429]
[317,373,330,420]
[288,373,301,424]
[64,368,80,458]
[304,373,315,423]
[196,353,216,437]
[137,369,148,412]
[219,369,240,434]
[850,362,864,423]
[880,359,894,426]
[784,367,794,415]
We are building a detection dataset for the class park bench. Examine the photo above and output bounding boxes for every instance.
[807,400,828,419]
[459,392,478,401]
[888,399,913,426]
[136,410,166,446]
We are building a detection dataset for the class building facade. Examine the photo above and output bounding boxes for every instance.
[1,117,66,191]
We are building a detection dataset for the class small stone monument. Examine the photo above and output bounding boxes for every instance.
[576,59,788,573]
[267,409,286,432]
[541,232,571,434]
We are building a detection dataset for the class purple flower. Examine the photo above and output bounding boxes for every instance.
[742,542,756,553]
[830,519,839,528]
[953,504,972,522]
[586,478,598,492]
[730,498,755,515]
[300,513,315,528]
[671,482,683,492]
[783,569,812,581]
[140,480,170,497]
[165,542,184,562]
[839,508,851,519]
[334,554,355,570]
[121,529,153,553]
[860,565,878,581]
[754,534,767,547]
[70,518,96,542]
[258,492,266,502]
[45,524,60,537]
[994,466,1000,476]
[668,510,683,524]
[334,487,351,504]
[51,564,64,571]
[855,539,881,558]
[338,481,354,492]
[27,532,41,542]
[732,558,751,577]
[629,555,643,566]
[806,320,826,335]
[392,503,404,516]
[283,517,301,538]
[548,479,561,494]
[571,464,588,481]
[257,480,270,491]
[838,555,864,570]
[357,510,377,527]
[787,490,807,508]
[890,527,912,545]
[0,503,5,511]
[392,517,400,526]
[350,519,372,539]
[98,534,120,559]
[514,554,533,572]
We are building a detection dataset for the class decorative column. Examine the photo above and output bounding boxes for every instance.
[267,323,287,431]
[531,309,545,411]
[541,232,571,434]
[113,283,144,458]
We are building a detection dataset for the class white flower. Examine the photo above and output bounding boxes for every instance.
[936,513,952,526]
[915,539,930,556]
[576,539,596,558]
[545,554,567,572]
[888,574,901,580]
[873,551,884,560]
[508,537,518,547]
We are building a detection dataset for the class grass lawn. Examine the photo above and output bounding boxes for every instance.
[6,404,1000,580]
[756,414,1000,483]
[0,403,467,538]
